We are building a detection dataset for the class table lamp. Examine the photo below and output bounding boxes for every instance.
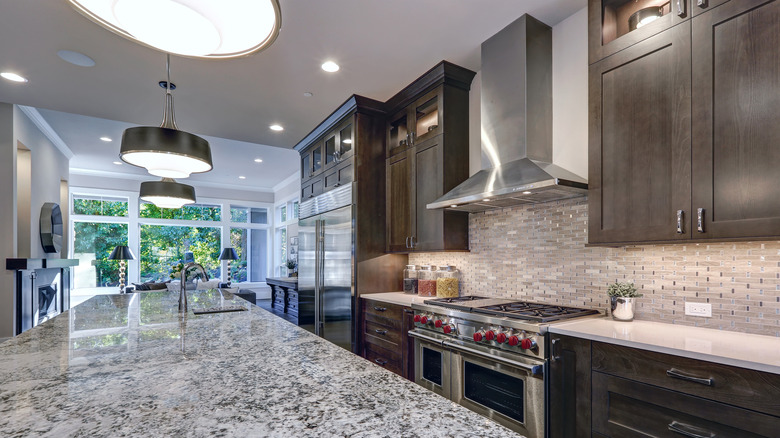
[219,248,239,285]
[109,245,136,293]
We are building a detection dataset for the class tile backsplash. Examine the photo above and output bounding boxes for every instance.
[409,198,780,337]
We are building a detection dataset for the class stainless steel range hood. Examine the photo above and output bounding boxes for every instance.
[427,14,587,213]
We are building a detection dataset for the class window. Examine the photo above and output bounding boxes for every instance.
[230,228,268,282]
[139,225,221,282]
[72,222,128,288]
[230,206,268,224]
[274,198,298,276]
[73,195,128,217]
[280,205,287,223]
[293,201,299,219]
[140,202,221,221]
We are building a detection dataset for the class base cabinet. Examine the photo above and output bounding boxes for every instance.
[360,297,415,380]
[548,334,780,437]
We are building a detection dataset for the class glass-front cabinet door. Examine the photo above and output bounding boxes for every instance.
[338,122,354,160]
[324,132,337,167]
[387,109,409,158]
[412,89,442,145]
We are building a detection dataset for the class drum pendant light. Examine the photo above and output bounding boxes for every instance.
[120,54,213,179]
[139,178,197,209]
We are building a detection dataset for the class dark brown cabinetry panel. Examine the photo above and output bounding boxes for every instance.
[386,152,413,252]
[360,298,415,380]
[691,0,780,239]
[589,23,692,244]
[548,335,592,438]
[592,372,778,437]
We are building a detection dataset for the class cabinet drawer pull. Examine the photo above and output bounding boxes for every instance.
[405,236,410,249]
[666,368,713,386]
[697,208,705,233]
[374,358,388,366]
[668,421,716,438]
[697,0,705,6]
[374,329,388,335]
[403,309,414,314]
[373,306,387,312]
[550,338,561,362]
[676,210,685,234]
[675,0,685,16]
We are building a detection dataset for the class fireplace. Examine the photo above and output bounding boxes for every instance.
[6,258,78,335]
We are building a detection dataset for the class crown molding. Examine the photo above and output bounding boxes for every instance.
[17,105,75,159]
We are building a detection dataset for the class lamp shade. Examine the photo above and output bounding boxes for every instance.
[109,245,136,261]
[140,178,197,209]
[219,248,239,261]
[120,126,212,179]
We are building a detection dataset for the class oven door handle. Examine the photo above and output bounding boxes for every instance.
[442,340,544,376]
[408,330,445,346]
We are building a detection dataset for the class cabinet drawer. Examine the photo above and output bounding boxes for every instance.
[287,290,299,304]
[364,320,401,347]
[592,342,780,417]
[593,372,778,438]
[364,342,403,376]
[362,299,403,321]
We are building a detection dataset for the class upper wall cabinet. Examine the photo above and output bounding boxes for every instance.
[588,0,731,64]
[589,0,780,245]
[384,62,475,253]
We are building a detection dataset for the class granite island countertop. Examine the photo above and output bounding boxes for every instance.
[0,290,520,437]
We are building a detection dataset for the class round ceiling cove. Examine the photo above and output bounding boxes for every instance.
[40,202,63,254]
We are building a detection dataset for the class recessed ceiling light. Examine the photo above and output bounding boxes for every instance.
[1,72,28,83]
[254,158,263,163]
[522,191,532,195]
[321,61,340,72]
[238,175,246,179]
[269,124,283,131]
[303,91,313,97]
[113,161,123,165]
[68,0,282,59]
[57,50,96,67]
[342,139,352,144]
[100,136,112,142]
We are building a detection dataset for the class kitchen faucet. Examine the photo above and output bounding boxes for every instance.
[180,262,210,312]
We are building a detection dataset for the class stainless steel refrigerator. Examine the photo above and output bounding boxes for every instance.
[298,185,354,351]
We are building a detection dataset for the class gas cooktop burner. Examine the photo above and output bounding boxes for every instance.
[425,296,491,304]
[473,302,600,323]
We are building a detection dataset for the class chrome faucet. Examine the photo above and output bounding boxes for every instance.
[180,262,210,312]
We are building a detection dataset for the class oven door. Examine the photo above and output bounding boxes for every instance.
[446,340,546,437]
[409,330,451,399]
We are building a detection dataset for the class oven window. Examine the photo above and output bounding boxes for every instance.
[422,347,442,386]
[464,361,524,423]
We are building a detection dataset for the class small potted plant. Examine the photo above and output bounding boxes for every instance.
[286,258,297,277]
[607,282,642,321]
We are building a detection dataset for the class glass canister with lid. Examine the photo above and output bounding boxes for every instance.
[417,265,438,297]
[403,264,418,294]
[436,265,460,298]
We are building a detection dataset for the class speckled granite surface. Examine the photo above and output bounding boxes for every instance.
[0,290,521,437]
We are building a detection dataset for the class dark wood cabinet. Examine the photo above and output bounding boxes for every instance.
[384,62,474,253]
[548,335,593,438]
[588,22,692,244]
[548,336,780,437]
[691,0,780,240]
[360,297,415,380]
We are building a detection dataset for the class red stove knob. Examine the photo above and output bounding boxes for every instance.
[434,319,443,328]
[496,332,507,344]
[413,315,421,323]
[508,335,520,346]
[419,316,429,325]
[443,324,455,334]
[485,330,496,341]
[521,338,536,350]
[473,331,484,342]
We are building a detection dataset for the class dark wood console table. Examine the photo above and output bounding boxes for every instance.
[264,277,313,325]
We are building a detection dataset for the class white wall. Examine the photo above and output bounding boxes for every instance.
[552,7,588,179]
[466,7,589,178]
[0,103,17,338]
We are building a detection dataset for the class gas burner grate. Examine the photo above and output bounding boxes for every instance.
[473,302,600,323]
[424,296,491,305]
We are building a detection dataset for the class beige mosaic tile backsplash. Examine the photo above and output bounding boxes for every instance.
[409,198,780,337]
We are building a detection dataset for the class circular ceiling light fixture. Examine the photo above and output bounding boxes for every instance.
[100,136,112,142]
[269,124,284,131]
[1,72,28,83]
[254,158,263,163]
[140,178,196,209]
[629,5,664,31]
[321,61,340,72]
[119,55,213,179]
[69,0,282,59]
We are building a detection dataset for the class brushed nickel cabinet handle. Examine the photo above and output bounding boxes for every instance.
[668,421,716,438]
[697,208,705,233]
[410,236,416,249]
[677,210,685,234]
[666,368,714,386]
[676,0,686,16]
[405,236,410,249]
[373,306,387,312]
[374,358,388,366]
[551,338,561,362]
[697,0,705,7]
[375,329,388,335]
[403,309,414,314]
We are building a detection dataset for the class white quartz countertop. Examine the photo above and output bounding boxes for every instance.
[549,317,780,375]
[0,290,519,437]
[361,292,431,307]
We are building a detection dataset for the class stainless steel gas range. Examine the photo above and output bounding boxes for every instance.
[409,296,601,437]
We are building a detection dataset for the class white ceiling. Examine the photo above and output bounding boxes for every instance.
[0,0,585,191]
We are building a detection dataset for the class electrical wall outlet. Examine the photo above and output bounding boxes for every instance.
[685,302,712,317]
